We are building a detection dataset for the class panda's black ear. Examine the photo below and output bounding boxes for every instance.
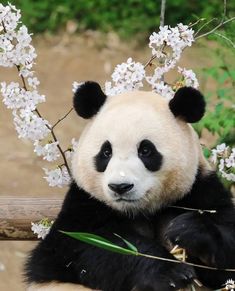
[169,87,206,123]
[73,81,107,119]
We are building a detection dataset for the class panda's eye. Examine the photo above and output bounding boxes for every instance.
[95,141,112,172]
[102,148,112,158]
[138,146,152,157]
[138,140,153,157]
[138,139,163,172]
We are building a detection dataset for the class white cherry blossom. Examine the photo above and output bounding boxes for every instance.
[105,58,145,96]
[72,81,84,93]
[31,218,54,239]
[210,144,235,182]
[27,77,40,89]
[178,67,199,88]
[43,166,71,187]
[148,80,175,100]
[34,141,60,162]
[1,81,45,110]
[13,108,50,140]
[149,24,194,74]
[65,138,79,160]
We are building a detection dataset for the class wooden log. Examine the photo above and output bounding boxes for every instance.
[0,197,63,240]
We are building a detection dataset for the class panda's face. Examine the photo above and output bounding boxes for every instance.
[72,91,202,214]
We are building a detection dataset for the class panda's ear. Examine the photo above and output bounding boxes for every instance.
[73,81,107,119]
[169,87,206,123]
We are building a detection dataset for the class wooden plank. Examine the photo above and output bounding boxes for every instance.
[0,197,63,240]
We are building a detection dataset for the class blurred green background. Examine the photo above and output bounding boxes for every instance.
[2,0,235,38]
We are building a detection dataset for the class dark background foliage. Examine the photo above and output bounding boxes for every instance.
[2,0,235,37]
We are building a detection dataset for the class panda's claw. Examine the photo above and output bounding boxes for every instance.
[165,212,219,265]
[132,261,195,291]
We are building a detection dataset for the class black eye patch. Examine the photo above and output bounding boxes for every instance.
[138,139,163,172]
[94,141,112,172]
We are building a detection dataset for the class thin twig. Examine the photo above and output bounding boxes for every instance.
[195,16,235,40]
[222,0,227,22]
[160,0,166,82]
[52,107,73,130]
[138,252,235,272]
[144,54,157,69]
[194,18,218,37]
[169,205,217,214]
[214,32,235,49]
[160,0,166,27]
[188,18,205,28]
[50,129,71,176]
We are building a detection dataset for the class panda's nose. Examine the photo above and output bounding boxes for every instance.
[108,183,134,195]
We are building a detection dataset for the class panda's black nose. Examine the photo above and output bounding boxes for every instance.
[108,183,134,195]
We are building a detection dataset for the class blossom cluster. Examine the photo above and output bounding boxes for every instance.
[105,58,145,96]
[34,140,60,162]
[105,24,198,99]
[31,218,54,239]
[43,167,71,188]
[211,143,235,182]
[0,3,72,187]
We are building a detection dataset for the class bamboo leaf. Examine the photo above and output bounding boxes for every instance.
[113,233,138,252]
[60,231,138,256]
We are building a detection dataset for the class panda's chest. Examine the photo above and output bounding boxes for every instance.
[131,219,155,239]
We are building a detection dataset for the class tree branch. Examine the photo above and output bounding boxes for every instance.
[194,18,218,37]
[195,14,235,40]
[52,107,73,130]
[160,0,166,27]
[2,21,71,176]
[214,32,235,49]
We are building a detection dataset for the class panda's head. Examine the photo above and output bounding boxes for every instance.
[72,81,208,214]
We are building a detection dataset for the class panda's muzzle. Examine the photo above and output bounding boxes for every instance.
[108,183,134,195]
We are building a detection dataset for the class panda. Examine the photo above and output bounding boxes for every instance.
[25,82,235,291]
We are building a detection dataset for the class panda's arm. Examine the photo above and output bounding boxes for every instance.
[25,183,194,291]
[165,171,235,288]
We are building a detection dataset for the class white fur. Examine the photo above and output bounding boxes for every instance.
[72,90,209,214]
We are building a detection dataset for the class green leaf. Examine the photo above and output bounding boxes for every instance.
[203,147,211,159]
[113,233,138,252]
[60,231,138,256]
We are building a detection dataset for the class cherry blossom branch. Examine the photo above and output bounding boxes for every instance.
[195,0,235,40]
[188,18,206,28]
[2,18,72,177]
[144,43,167,69]
[195,17,235,40]
[51,107,73,130]
[194,18,218,37]
[13,53,72,176]
[214,32,235,49]
[144,54,157,69]
[144,0,167,71]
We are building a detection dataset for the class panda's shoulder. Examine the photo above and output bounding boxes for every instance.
[176,170,233,209]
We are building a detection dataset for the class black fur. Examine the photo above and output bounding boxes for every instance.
[169,87,206,123]
[73,81,107,119]
[138,139,163,172]
[25,171,235,290]
[94,140,112,172]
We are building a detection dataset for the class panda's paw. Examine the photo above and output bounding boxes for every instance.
[132,263,194,291]
[165,212,219,265]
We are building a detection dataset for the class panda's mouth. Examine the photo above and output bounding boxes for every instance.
[115,198,140,203]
